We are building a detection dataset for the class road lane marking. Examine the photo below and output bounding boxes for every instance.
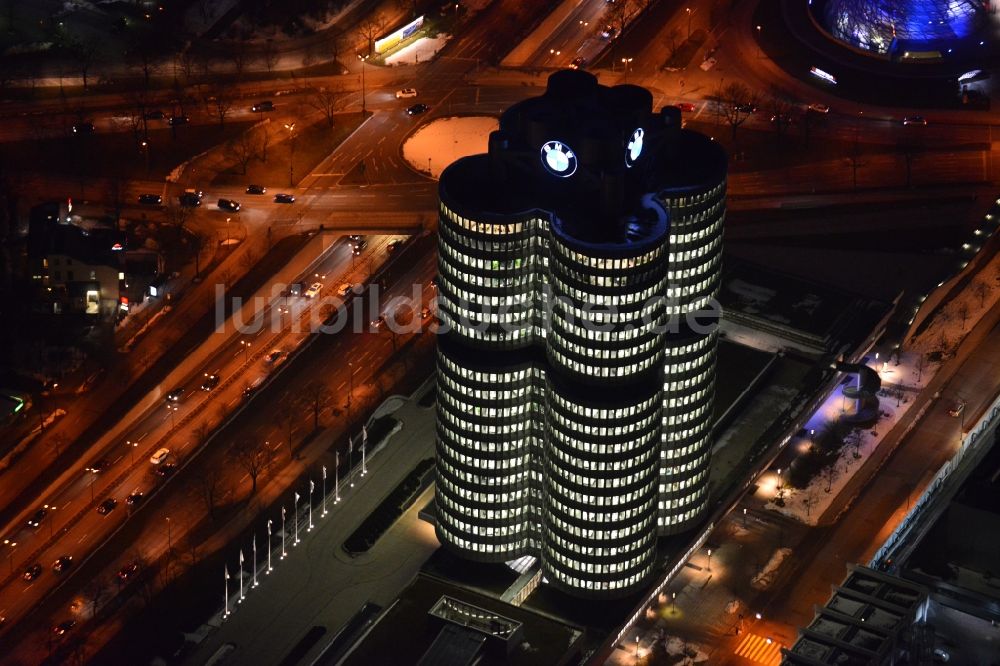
[734,632,782,665]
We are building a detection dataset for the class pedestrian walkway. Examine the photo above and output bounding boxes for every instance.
[734,632,782,665]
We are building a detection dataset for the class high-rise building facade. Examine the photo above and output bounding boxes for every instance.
[434,71,725,598]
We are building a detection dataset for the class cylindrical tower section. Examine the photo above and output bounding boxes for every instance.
[655,129,726,535]
[542,384,660,597]
[435,340,535,561]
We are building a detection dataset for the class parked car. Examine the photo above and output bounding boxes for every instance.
[168,115,190,126]
[200,373,220,391]
[387,239,404,253]
[117,562,140,583]
[126,491,145,506]
[600,25,617,40]
[97,498,118,515]
[179,190,203,207]
[52,556,73,573]
[149,448,170,465]
[304,282,323,298]
[138,193,163,205]
[72,122,95,134]
[274,193,295,204]
[27,508,47,528]
[265,349,286,364]
[807,103,830,114]
[246,184,266,194]
[406,103,429,116]
[947,401,965,417]
[23,564,43,581]
[154,462,177,478]
[395,88,418,99]
[902,115,927,126]
[251,100,274,112]
[218,198,241,212]
[337,283,354,297]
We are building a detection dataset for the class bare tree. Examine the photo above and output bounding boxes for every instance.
[603,0,637,44]
[83,575,109,618]
[258,122,271,163]
[190,467,223,521]
[206,85,234,126]
[230,35,250,79]
[664,27,682,60]
[232,439,273,495]
[957,302,970,329]
[303,380,330,431]
[848,137,867,190]
[278,409,295,459]
[718,81,758,139]
[165,201,193,231]
[915,352,927,382]
[356,14,387,56]
[765,87,797,140]
[822,462,837,493]
[178,47,196,84]
[227,131,257,174]
[308,87,342,130]
[262,38,279,73]
[71,39,100,92]
[973,280,990,308]
[126,38,159,91]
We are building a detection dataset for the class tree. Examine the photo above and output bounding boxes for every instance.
[190,467,222,521]
[230,35,250,79]
[718,81,758,139]
[262,38,279,73]
[973,280,990,308]
[848,137,867,190]
[83,575,109,618]
[227,130,257,174]
[206,85,234,126]
[258,122,271,163]
[957,302,970,329]
[665,27,682,60]
[765,87,797,140]
[356,14,387,56]
[303,380,330,431]
[165,201,193,232]
[231,439,273,495]
[915,352,927,382]
[126,37,159,91]
[71,39,99,92]
[603,0,637,45]
[822,462,837,493]
[308,87,342,130]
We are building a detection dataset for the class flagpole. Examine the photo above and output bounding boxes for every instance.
[267,519,273,573]
[322,466,328,516]
[281,507,287,558]
[335,452,341,502]
[294,492,300,545]
[252,535,258,588]
[239,550,245,602]
[349,435,354,487]
[224,565,230,618]
[308,480,314,530]
[362,425,368,476]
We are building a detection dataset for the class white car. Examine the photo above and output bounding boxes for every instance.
[807,103,830,114]
[304,282,323,298]
[395,88,418,99]
[337,283,354,297]
[149,448,170,465]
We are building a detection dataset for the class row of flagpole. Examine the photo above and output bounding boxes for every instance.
[223,425,369,619]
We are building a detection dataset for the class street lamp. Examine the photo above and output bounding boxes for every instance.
[686,7,692,39]
[240,339,252,363]
[166,517,172,551]
[621,57,634,83]
[347,361,354,409]
[635,635,640,665]
[127,439,137,465]
[283,122,296,187]
[707,548,713,571]
[756,25,763,59]
[357,54,369,114]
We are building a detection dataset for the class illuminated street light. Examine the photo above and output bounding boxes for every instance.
[686,7,692,39]
[322,465,329,516]
[707,547,713,571]
[127,439,137,465]
[283,122,296,187]
[240,339,252,363]
[308,480,315,530]
[294,492,301,545]
[621,57,634,83]
[266,519,273,572]
[756,25,763,59]
[335,452,341,502]
[357,53,370,114]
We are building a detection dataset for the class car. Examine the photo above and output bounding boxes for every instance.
[570,56,586,70]
[243,377,264,399]
[387,239,404,253]
[348,234,363,243]
[769,114,795,125]
[246,184,266,195]
[52,555,73,573]
[218,198,241,212]
[166,387,185,403]
[200,373,220,391]
[144,110,165,120]
[138,193,163,205]
[371,315,386,330]
[126,491,145,506]
[251,100,274,112]
[395,88,418,99]
[179,192,202,207]
[676,102,696,112]
[735,103,758,114]
[304,282,323,298]
[947,401,965,417]
[149,448,170,465]
[168,115,190,126]
[86,458,108,474]
[406,103,429,116]
[807,103,830,114]
[337,283,354,297]
[699,57,717,71]
[72,122,95,134]
[27,508,47,528]
[421,307,431,320]
[154,462,177,478]
[430,275,438,288]
[23,564,42,581]
[600,25,617,40]
[97,498,118,515]
[274,193,295,204]
[902,115,927,126]
[265,349,286,364]
[352,240,368,255]
[52,620,76,637]
[117,562,140,583]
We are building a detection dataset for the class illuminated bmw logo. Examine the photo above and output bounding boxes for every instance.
[540,140,577,177]
[625,128,644,167]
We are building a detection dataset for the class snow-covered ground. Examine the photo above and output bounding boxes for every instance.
[751,547,792,590]
[384,35,451,66]
[401,115,499,178]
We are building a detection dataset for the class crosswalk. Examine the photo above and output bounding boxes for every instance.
[733,632,783,665]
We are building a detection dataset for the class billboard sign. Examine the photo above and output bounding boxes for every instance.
[375,16,424,54]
